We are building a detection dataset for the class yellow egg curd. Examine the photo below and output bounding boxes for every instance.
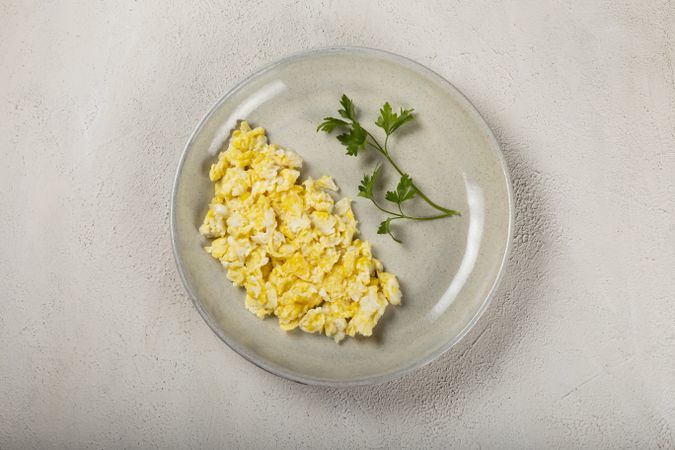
[199,121,401,342]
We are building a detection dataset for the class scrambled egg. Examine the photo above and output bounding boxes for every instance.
[199,121,401,342]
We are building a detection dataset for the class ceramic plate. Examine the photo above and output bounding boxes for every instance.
[172,47,513,385]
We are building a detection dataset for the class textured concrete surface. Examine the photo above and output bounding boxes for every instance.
[1,0,674,448]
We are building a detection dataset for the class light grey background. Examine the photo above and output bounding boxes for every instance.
[1,1,674,448]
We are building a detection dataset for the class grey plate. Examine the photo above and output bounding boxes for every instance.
[171,47,513,386]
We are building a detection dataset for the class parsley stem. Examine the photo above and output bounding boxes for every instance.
[365,132,457,215]
[366,142,382,152]
[369,199,400,217]
[406,211,459,221]
[412,190,457,215]
[365,132,386,153]
[369,199,459,221]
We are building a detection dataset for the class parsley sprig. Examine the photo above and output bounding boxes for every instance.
[318,95,460,243]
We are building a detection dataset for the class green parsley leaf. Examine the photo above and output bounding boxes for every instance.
[375,102,415,135]
[357,165,382,200]
[377,218,402,243]
[338,94,357,122]
[376,218,390,234]
[385,173,416,204]
[317,116,349,133]
[375,103,395,134]
[337,122,367,156]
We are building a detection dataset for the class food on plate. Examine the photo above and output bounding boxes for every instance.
[199,121,401,342]
[318,94,460,243]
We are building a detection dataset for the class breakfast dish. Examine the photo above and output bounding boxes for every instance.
[199,121,401,342]
[172,47,512,385]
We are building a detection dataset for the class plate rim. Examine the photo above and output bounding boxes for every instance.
[171,46,514,386]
